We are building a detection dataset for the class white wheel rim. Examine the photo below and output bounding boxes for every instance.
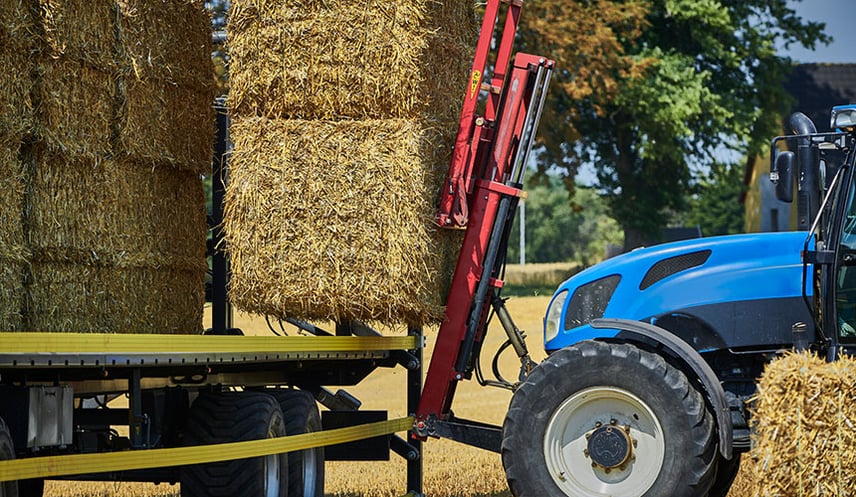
[544,386,665,497]
[264,426,281,497]
[303,448,318,496]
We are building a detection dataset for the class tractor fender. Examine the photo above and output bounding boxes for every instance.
[590,318,733,460]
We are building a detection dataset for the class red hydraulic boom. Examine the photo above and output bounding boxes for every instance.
[415,0,554,449]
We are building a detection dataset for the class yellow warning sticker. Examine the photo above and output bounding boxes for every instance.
[470,70,481,99]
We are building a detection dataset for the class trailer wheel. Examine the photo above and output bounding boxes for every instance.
[502,341,716,497]
[0,417,17,497]
[269,390,325,497]
[16,479,43,497]
[180,392,287,497]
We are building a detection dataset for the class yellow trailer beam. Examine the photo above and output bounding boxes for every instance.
[0,417,414,481]
[0,333,419,354]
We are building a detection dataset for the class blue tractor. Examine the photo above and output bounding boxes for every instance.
[500,104,856,497]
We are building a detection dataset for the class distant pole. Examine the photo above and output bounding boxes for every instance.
[519,201,526,265]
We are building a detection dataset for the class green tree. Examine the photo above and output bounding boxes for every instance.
[685,162,746,236]
[507,177,622,265]
[520,0,829,250]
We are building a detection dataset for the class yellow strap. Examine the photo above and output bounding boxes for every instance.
[0,417,414,481]
[0,333,419,354]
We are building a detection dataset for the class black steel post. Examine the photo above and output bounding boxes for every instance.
[129,369,144,448]
[407,326,424,495]
[211,99,232,332]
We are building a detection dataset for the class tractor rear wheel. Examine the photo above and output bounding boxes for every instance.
[180,391,287,497]
[502,340,716,497]
[269,389,325,497]
[0,417,17,497]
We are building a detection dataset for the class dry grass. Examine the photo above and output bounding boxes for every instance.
[502,263,581,289]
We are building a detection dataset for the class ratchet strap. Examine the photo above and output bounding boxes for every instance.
[0,416,414,481]
[0,333,419,354]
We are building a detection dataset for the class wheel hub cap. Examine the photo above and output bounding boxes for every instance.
[587,422,633,470]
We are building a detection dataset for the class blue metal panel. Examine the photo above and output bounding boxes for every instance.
[545,232,812,351]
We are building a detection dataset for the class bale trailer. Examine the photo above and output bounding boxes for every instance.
[0,1,554,496]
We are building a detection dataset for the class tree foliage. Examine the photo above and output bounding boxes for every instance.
[685,162,746,236]
[506,177,622,265]
[519,0,829,249]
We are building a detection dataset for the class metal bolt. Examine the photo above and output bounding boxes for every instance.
[591,462,597,468]
[610,418,618,425]
[558,471,566,481]
[595,421,602,428]
[604,468,611,474]
[583,449,590,457]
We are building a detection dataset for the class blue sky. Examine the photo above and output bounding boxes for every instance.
[784,0,856,63]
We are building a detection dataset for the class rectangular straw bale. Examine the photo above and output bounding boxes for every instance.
[28,152,206,267]
[27,262,203,333]
[117,77,214,173]
[0,145,28,331]
[26,152,207,333]
[0,0,36,43]
[117,0,213,88]
[38,57,117,157]
[224,116,463,326]
[38,0,119,68]
[227,0,476,120]
[0,2,36,141]
[743,352,856,496]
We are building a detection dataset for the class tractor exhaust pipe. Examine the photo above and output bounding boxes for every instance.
[789,112,819,230]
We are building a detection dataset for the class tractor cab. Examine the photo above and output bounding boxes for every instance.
[772,104,856,359]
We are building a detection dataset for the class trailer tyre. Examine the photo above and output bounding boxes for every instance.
[181,392,287,497]
[269,390,325,497]
[0,417,18,497]
[502,341,716,497]
[16,479,43,497]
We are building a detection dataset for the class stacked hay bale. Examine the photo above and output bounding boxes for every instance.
[11,0,212,333]
[733,352,856,496]
[225,0,477,326]
[0,2,37,330]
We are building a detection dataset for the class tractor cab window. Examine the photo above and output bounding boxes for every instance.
[836,178,856,340]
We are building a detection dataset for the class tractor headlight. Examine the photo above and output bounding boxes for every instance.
[832,104,856,131]
[544,290,568,343]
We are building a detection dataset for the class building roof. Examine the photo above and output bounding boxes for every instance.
[784,63,856,131]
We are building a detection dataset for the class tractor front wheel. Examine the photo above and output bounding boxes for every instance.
[502,340,717,497]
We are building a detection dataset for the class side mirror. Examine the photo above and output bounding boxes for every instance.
[774,151,795,203]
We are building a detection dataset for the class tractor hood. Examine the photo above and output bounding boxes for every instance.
[544,232,813,352]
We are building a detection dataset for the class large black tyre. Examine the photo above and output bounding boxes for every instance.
[180,392,287,497]
[15,479,43,497]
[502,341,717,497]
[708,454,741,497]
[268,390,324,497]
[0,417,18,497]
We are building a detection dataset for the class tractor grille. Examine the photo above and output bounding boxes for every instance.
[639,250,711,290]
[564,275,621,329]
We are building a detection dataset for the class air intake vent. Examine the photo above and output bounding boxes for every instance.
[640,250,711,290]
